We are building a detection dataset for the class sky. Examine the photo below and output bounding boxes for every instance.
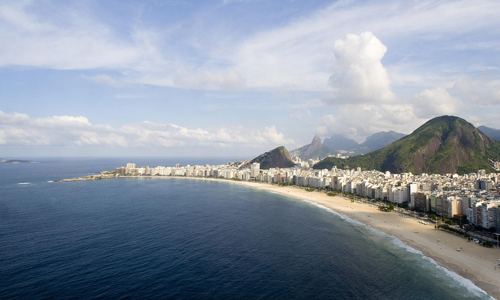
[1,0,500,157]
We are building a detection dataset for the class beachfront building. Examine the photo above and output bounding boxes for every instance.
[117,160,500,223]
[126,163,136,174]
[408,183,418,207]
[297,176,308,186]
[251,163,260,178]
[434,195,462,218]
[393,188,408,204]
[414,192,430,212]
[460,194,476,214]
[466,200,500,231]
[116,166,126,175]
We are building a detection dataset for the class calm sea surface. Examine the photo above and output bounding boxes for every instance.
[0,158,492,299]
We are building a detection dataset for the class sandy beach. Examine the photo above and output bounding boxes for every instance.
[142,176,500,299]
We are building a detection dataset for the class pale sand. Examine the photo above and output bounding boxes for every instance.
[129,176,500,298]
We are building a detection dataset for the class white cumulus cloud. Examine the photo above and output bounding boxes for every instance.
[412,87,461,118]
[0,111,293,149]
[327,32,395,104]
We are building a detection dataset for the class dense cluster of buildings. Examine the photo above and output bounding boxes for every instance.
[117,160,500,231]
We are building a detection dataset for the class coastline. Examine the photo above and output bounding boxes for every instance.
[120,175,500,299]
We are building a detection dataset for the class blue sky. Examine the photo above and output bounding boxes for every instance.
[1,0,500,157]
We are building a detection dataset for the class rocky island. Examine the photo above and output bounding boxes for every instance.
[0,158,37,164]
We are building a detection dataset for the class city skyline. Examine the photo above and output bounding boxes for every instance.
[1,0,500,157]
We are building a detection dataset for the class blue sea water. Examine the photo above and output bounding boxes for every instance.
[0,158,493,299]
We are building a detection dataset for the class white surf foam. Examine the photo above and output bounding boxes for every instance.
[303,200,382,233]
[303,199,492,299]
[18,182,30,185]
[226,184,493,298]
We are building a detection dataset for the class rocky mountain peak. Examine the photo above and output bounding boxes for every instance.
[311,135,322,144]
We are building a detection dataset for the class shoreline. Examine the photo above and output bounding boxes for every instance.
[119,175,500,298]
[60,174,500,298]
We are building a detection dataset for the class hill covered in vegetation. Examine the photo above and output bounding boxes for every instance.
[240,146,295,170]
[314,116,500,174]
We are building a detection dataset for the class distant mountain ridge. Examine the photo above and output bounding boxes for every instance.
[291,135,338,160]
[314,116,500,174]
[358,131,406,152]
[323,134,359,151]
[478,126,500,142]
[240,146,295,170]
[323,131,405,154]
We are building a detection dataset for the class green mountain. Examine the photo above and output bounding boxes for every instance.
[241,146,295,170]
[291,135,338,160]
[313,116,500,174]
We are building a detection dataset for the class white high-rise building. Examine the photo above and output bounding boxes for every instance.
[251,163,260,178]
[126,163,136,174]
[408,183,418,207]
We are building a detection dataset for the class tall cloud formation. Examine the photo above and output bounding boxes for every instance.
[328,32,395,104]
[317,32,465,140]
[317,32,418,139]
[0,111,293,148]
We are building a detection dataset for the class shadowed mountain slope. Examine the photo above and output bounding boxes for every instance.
[240,146,295,170]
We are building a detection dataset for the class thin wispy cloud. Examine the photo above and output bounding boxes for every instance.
[0,0,499,154]
[0,111,293,149]
[2,0,499,92]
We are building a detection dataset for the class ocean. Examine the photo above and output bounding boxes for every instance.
[0,158,492,299]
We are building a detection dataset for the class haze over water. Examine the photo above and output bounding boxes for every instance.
[0,158,491,299]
